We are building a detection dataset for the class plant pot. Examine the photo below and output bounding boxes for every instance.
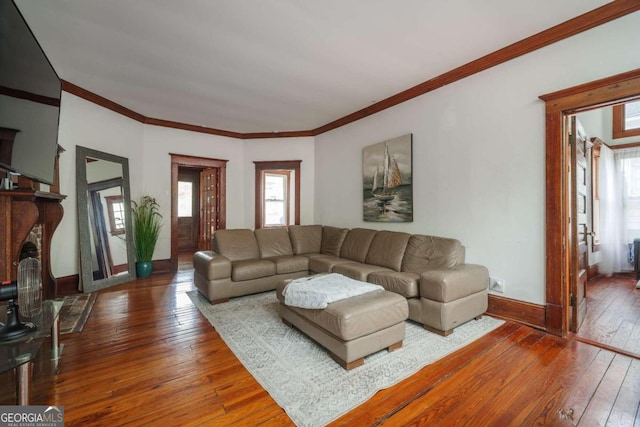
[136,261,153,278]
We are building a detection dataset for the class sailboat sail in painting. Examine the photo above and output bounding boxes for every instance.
[363,134,413,222]
[371,145,401,202]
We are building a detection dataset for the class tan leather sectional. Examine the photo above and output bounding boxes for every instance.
[193,225,489,335]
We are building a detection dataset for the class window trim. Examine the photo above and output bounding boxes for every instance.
[612,102,640,139]
[254,160,301,229]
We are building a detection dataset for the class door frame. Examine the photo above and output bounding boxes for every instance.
[177,168,201,252]
[541,67,640,337]
[170,153,228,271]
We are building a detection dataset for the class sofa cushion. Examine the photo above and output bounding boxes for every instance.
[368,271,421,298]
[231,259,276,281]
[333,262,393,282]
[289,225,322,255]
[321,226,349,256]
[309,255,353,273]
[268,255,309,274]
[279,289,408,341]
[401,234,465,274]
[365,230,411,271]
[340,228,377,263]
[213,229,260,262]
[255,228,294,258]
[420,264,489,303]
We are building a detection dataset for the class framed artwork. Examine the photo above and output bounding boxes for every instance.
[363,133,413,222]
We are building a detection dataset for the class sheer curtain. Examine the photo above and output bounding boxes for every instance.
[600,146,640,275]
[599,145,623,275]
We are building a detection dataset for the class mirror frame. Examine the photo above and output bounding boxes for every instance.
[76,146,135,292]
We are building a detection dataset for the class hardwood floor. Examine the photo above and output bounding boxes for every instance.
[1,262,639,426]
[575,274,640,357]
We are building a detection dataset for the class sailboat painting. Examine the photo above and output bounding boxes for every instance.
[363,134,413,222]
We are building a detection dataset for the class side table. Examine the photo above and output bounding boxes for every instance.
[0,300,63,405]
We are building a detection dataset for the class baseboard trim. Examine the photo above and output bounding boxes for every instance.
[486,294,546,331]
[57,274,80,296]
[56,259,172,295]
[152,258,173,274]
[587,264,600,280]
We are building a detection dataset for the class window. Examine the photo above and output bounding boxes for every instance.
[105,195,125,235]
[613,100,640,139]
[254,160,301,229]
[263,172,289,227]
[178,181,193,217]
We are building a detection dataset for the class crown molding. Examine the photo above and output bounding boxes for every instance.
[312,0,640,135]
[61,80,146,123]
[62,1,640,140]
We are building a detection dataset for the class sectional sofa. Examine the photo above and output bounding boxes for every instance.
[193,225,489,335]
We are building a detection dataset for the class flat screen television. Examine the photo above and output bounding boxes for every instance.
[0,0,61,186]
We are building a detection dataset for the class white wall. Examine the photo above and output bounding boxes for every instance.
[53,92,144,278]
[577,109,605,142]
[140,125,245,260]
[52,95,315,276]
[314,12,640,305]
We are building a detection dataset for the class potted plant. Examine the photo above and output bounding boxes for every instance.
[131,195,162,278]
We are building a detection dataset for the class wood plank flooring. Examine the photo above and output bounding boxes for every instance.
[1,261,639,425]
[575,274,640,357]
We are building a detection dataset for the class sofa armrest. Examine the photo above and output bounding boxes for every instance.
[419,264,489,303]
[193,251,232,280]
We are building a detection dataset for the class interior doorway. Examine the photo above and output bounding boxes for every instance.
[565,104,640,357]
[541,67,640,343]
[177,168,201,252]
[169,154,228,272]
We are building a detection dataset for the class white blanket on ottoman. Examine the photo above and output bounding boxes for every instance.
[283,273,384,309]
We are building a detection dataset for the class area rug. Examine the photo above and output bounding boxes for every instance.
[56,293,97,334]
[188,290,504,427]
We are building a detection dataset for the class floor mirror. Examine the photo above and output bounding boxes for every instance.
[76,146,135,292]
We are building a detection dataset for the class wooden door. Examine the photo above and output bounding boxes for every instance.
[177,169,200,251]
[569,116,589,332]
[199,168,218,250]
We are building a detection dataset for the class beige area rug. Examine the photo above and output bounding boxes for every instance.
[56,293,97,334]
[188,290,504,427]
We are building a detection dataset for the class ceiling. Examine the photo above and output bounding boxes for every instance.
[15,0,611,134]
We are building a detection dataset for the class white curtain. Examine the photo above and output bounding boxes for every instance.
[600,146,640,275]
[599,145,624,275]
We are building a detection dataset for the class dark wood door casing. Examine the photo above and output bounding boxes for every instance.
[540,67,640,337]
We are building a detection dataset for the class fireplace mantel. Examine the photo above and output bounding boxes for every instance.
[0,189,65,300]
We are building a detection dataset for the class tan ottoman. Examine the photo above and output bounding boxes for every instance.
[276,279,408,370]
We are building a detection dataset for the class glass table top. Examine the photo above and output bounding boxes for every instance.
[0,300,62,374]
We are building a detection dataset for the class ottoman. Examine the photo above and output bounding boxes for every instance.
[276,278,409,370]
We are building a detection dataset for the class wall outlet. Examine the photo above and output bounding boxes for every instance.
[489,276,505,293]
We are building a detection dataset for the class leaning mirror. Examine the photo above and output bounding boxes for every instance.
[76,146,135,292]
